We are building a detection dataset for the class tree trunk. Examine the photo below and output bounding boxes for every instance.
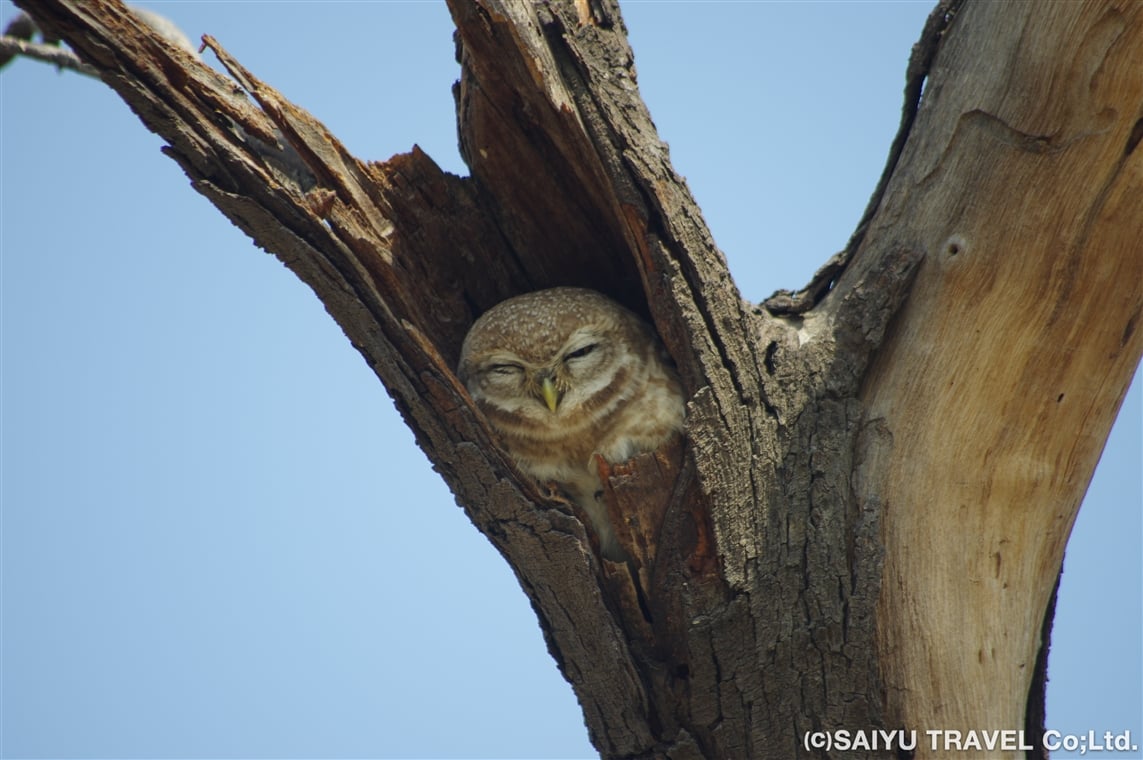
[15,0,1142,757]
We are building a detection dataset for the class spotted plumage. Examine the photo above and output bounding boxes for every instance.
[458,287,685,559]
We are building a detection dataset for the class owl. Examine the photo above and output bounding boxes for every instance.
[458,287,685,560]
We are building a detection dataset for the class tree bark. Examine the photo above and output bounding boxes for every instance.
[13,0,1142,757]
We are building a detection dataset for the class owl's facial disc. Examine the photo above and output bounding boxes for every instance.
[524,334,608,414]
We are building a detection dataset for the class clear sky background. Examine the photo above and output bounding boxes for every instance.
[1,2,1139,758]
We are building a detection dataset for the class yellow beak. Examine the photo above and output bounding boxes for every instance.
[540,376,560,413]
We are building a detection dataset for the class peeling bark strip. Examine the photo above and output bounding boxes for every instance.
[15,0,1143,757]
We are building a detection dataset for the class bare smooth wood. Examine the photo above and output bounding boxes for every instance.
[11,0,1142,757]
[848,2,1143,749]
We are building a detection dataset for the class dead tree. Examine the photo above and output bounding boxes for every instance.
[12,0,1142,756]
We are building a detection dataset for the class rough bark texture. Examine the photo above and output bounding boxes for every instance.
[13,0,1142,757]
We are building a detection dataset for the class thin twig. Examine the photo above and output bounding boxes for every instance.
[0,34,98,76]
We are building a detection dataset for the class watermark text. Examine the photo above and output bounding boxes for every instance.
[802,728,1138,754]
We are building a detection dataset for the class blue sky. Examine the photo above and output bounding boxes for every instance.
[1,2,1139,758]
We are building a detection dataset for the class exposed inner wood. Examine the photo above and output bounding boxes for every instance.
[12,0,1142,757]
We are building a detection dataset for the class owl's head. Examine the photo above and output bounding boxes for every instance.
[458,288,656,425]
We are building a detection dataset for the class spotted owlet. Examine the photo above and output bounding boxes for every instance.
[458,287,686,559]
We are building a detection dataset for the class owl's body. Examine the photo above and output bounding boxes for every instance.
[458,288,685,559]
